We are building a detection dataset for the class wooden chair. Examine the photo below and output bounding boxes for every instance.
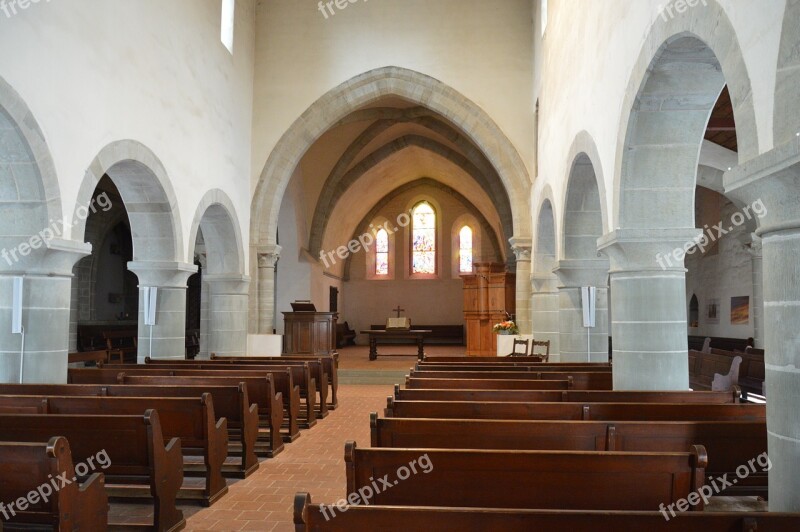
[507,338,529,357]
[531,340,551,362]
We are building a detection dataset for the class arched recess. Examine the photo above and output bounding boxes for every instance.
[0,76,90,384]
[611,2,759,230]
[601,2,758,391]
[252,66,531,250]
[74,140,184,263]
[341,178,504,280]
[188,190,248,357]
[531,194,560,357]
[774,0,800,146]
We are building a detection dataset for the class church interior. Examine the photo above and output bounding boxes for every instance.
[0,0,799,530]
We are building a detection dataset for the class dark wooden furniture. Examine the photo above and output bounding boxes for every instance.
[0,436,107,531]
[0,410,185,532]
[688,335,751,353]
[422,356,610,364]
[294,494,800,532]
[370,416,767,496]
[212,354,339,409]
[69,367,302,440]
[103,330,138,363]
[393,385,743,404]
[345,441,707,511]
[408,370,614,390]
[406,377,572,390]
[708,348,765,398]
[531,339,551,361]
[462,262,515,356]
[415,363,612,372]
[282,311,337,357]
[336,321,356,348]
[361,329,432,361]
[688,350,742,391]
[0,394,229,505]
[68,349,114,365]
[0,382,265,472]
[385,398,766,421]
[368,324,464,345]
[507,338,529,356]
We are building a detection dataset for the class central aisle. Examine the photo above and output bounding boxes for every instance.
[185,384,392,531]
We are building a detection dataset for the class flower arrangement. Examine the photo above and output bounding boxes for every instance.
[492,320,519,334]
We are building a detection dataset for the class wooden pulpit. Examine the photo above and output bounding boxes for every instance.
[462,262,515,356]
[282,311,337,356]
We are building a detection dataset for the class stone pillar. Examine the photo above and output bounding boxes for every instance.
[0,239,91,383]
[127,261,197,362]
[531,274,560,357]
[197,254,210,358]
[724,141,800,510]
[598,228,701,390]
[510,237,532,334]
[257,246,281,335]
[554,259,610,362]
[747,235,764,349]
[205,274,250,357]
[68,263,79,353]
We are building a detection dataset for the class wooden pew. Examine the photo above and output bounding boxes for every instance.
[393,385,743,404]
[406,377,576,390]
[688,350,742,391]
[0,382,265,473]
[69,367,301,439]
[707,348,765,398]
[344,441,707,511]
[144,358,329,418]
[212,354,339,409]
[120,374,295,444]
[385,398,767,421]
[415,363,612,372]
[68,349,114,365]
[409,369,614,390]
[423,356,610,365]
[295,493,800,531]
[370,415,768,496]
[0,410,185,532]
[0,436,107,531]
[103,330,137,363]
[0,394,228,505]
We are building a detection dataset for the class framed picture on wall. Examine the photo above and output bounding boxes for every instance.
[731,296,750,325]
[706,298,720,324]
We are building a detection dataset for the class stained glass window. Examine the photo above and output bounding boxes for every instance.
[459,226,473,273]
[412,202,436,274]
[375,228,389,276]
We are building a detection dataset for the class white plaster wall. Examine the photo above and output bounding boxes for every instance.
[533,0,785,244]
[0,0,256,263]
[251,0,535,190]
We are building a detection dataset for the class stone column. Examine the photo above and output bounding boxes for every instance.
[127,261,197,362]
[598,228,701,390]
[257,246,281,335]
[553,259,610,362]
[0,239,91,383]
[725,141,800,510]
[205,274,250,357]
[531,274,560,357]
[747,235,764,349]
[510,237,532,334]
[197,254,209,358]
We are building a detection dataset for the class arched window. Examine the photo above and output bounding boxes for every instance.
[458,226,473,273]
[411,202,436,274]
[375,228,389,276]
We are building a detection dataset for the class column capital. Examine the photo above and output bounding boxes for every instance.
[203,273,250,295]
[553,258,610,288]
[258,245,282,269]
[724,137,800,237]
[127,261,198,287]
[746,233,763,258]
[531,273,559,293]
[0,238,92,276]
[597,228,703,273]
[509,236,532,262]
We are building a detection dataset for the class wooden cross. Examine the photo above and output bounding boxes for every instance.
[393,305,405,318]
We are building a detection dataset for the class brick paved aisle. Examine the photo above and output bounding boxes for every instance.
[185,384,392,531]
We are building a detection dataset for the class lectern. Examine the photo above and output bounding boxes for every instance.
[282,311,337,356]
